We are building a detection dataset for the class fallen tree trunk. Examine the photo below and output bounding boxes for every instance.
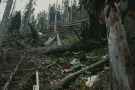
[51,57,109,88]
[5,41,107,57]
[2,53,25,90]
[27,40,107,55]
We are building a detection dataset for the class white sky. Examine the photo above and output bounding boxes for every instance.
[0,0,63,20]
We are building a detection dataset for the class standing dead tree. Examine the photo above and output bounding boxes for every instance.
[104,1,135,90]
[0,0,14,46]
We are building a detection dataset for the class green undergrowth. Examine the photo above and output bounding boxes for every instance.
[61,33,79,44]
[11,46,109,90]
[37,47,109,90]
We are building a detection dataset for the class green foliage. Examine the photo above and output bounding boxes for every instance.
[71,59,82,71]
[22,0,36,30]
[85,52,102,61]
[42,60,52,65]
[75,74,83,86]
[36,11,47,31]
[71,1,79,20]
[58,58,65,64]
[61,33,79,44]
[8,11,21,34]
[79,0,105,14]
[49,3,61,22]
[85,48,108,61]
[104,66,110,70]
[85,71,91,75]
[71,51,81,55]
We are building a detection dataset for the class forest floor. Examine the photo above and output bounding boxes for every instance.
[0,32,110,90]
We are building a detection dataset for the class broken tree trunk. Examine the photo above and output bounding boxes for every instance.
[44,19,57,46]
[104,4,135,90]
[51,57,109,88]
[44,31,57,46]
[44,0,58,46]
[56,31,62,45]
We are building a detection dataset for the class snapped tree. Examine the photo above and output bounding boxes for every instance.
[80,0,135,89]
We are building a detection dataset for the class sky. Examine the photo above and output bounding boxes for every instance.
[0,0,63,20]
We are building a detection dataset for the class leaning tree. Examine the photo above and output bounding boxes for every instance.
[80,0,135,89]
[0,0,14,46]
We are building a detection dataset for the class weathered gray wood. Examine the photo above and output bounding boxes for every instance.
[51,57,109,87]
[104,4,135,90]
[43,18,89,32]
[0,0,13,46]
[56,31,62,45]
[44,31,56,46]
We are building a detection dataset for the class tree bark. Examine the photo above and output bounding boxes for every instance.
[104,4,135,90]
[0,0,13,46]
[51,57,109,88]
[28,41,106,55]
[6,41,106,56]
[124,16,135,70]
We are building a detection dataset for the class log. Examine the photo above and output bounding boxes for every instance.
[51,57,109,88]
[27,41,107,55]
[5,41,107,57]
[2,53,25,90]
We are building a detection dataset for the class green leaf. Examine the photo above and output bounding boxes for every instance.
[75,74,83,86]
[59,58,65,64]
[85,71,91,75]
[71,63,82,71]
[71,51,80,55]
[104,66,109,70]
